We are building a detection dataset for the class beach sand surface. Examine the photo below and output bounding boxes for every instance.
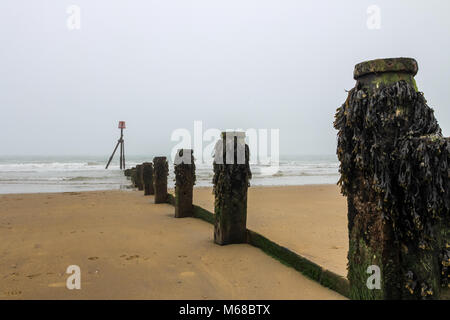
[0,189,344,300]
[194,185,348,277]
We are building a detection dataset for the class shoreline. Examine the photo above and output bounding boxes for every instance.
[0,182,340,196]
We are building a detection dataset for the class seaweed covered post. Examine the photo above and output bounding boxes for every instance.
[153,157,169,204]
[213,131,252,245]
[334,57,449,300]
[129,167,137,188]
[174,149,196,218]
[142,162,154,195]
[135,164,144,191]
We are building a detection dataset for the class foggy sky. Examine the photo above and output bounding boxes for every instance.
[1,0,449,157]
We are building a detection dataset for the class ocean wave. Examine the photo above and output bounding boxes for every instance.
[0,162,110,172]
[86,162,100,166]
[263,171,339,177]
[63,176,110,181]
[0,177,64,182]
[0,156,341,193]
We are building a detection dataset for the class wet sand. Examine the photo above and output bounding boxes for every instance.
[0,189,344,300]
[194,185,348,277]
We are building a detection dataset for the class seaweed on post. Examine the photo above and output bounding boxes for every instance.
[334,58,449,299]
[213,132,252,245]
[129,167,137,188]
[174,149,196,218]
[142,162,154,195]
[153,157,168,204]
[135,164,144,191]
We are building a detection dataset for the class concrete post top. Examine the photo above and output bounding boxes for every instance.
[354,57,418,80]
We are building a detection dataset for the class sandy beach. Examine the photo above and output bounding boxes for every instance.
[0,187,345,300]
[194,185,348,277]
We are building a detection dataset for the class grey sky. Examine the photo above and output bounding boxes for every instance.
[1,0,449,157]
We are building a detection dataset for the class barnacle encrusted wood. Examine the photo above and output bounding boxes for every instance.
[213,131,252,245]
[142,162,154,196]
[174,149,196,218]
[153,157,168,204]
[135,164,144,191]
[334,57,449,300]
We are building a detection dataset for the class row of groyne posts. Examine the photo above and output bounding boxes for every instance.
[124,58,448,300]
[124,132,250,244]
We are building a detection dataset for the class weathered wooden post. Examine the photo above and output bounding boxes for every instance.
[153,157,168,204]
[129,167,137,188]
[174,149,196,218]
[135,164,144,191]
[142,162,154,195]
[334,57,449,300]
[213,131,252,245]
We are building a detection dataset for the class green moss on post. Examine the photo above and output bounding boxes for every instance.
[142,162,154,195]
[335,57,449,300]
[353,57,418,92]
[213,131,252,245]
[174,149,196,218]
[153,157,168,204]
[193,205,215,224]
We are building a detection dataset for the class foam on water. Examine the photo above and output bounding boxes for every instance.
[0,155,339,194]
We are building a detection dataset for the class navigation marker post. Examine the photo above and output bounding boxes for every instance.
[106,121,126,170]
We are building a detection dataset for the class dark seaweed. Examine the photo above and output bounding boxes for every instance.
[153,157,168,181]
[334,80,449,296]
[213,138,252,210]
[174,149,196,187]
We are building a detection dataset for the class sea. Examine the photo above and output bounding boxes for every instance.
[0,155,340,194]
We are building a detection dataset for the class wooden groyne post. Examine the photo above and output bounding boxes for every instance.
[124,168,132,177]
[213,131,252,245]
[334,57,449,299]
[142,162,154,195]
[128,167,137,188]
[174,149,196,218]
[135,164,144,191]
[153,157,168,204]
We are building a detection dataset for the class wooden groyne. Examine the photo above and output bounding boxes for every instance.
[334,57,449,300]
[122,58,448,300]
